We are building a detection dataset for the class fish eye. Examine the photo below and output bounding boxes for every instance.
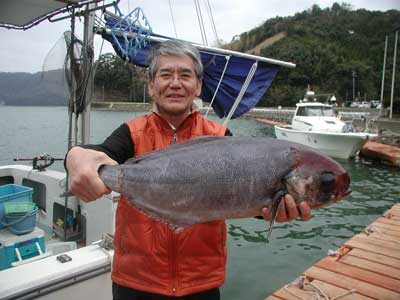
[320,172,335,194]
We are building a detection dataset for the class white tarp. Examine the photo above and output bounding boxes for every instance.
[0,0,84,28]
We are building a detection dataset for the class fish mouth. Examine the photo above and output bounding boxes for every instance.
[330,188,352,203]
[342,188,352,197]
[332,172,351,201]
[316,188,352,208]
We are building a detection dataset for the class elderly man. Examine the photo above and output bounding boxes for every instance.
[66,39,310,300]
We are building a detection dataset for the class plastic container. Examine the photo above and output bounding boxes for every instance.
[0,227,46,270]
[4,202,36,215]
[2,203,38,235]
[0,184,33,230]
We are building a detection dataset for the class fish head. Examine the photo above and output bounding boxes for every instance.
[284,147,351,209]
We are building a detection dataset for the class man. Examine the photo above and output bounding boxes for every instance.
[66,39,310,300]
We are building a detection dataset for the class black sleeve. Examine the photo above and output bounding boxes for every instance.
[225,128,233,136]
[81,123,134,164]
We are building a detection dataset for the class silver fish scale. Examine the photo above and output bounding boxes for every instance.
[100,137,298,226]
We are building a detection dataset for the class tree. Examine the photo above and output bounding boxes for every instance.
[94,53,149,102]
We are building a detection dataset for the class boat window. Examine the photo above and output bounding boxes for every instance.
[322,107,336,117]
[296,107,307,116]
[53,202,85,241]
[0,176,14,185]
[22,178,46,212]
[298,106,335,117]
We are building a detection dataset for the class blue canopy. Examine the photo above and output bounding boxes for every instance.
[102,14,280,119]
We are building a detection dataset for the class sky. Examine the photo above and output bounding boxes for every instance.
[0,0,399,73]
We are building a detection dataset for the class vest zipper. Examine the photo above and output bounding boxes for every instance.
[170,230,178,294]
[169,125,178,294]
[120,205,127,254]
[172,128,177,144]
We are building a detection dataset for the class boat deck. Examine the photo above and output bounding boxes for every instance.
[265,204,400,300]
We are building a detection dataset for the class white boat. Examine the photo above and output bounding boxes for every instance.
[0,1,296,299]
[0,164,117,300]
[274,91,378,159]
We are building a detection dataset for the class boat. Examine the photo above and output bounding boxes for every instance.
[0,1,296,299]
[0,163,118,300]
[274,90,378,159]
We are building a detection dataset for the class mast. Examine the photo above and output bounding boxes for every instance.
[389,30,398,119]
[380,36,388,116]
[81,3,96,144]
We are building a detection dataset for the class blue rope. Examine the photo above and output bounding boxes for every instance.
[110,7,152,59]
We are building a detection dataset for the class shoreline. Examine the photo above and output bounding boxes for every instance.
[90,102,400,135]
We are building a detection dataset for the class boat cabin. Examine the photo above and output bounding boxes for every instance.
[292,102,344,133]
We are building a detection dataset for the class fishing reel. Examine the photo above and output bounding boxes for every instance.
[13,153,64,171]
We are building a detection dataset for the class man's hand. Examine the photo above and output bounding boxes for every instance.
[261,194,311,222]
[66,147,118,202]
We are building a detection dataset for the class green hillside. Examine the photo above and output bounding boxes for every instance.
[226,3,400,109]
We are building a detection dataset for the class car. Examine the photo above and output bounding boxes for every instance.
[370,100,382,109]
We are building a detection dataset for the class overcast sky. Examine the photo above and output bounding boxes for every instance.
[0,0,399,73]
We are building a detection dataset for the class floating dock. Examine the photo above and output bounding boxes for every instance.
[255,118,288,127]
[265,204,400,300]
[360,141,400,167]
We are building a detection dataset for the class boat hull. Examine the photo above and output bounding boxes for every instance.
[274,125,376,159]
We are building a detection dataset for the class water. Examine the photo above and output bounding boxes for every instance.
[0,106,399,299]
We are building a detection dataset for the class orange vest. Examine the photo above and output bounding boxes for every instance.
[111,111,228,296]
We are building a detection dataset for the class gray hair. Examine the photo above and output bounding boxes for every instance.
[147,39,203,81]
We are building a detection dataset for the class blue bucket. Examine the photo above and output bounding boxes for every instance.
[1,203,38,235]
[0,184,33,229]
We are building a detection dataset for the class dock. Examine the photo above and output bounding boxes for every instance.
[265,204,400,300]
[360,141,400,168]
[255,118,288,126]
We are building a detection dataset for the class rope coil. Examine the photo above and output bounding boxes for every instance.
[283,276,357,300]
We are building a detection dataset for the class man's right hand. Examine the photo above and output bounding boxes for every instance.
[66,147,118,202]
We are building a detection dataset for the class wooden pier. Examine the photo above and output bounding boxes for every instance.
[265,204,400,300]
[360,141,400,168]
[255,118,288,126]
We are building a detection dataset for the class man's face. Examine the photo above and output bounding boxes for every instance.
[148,54,202,116]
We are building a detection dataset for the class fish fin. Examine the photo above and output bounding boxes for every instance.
[125,197,190,232]
[266,190,287,242]
[123,136,226,164]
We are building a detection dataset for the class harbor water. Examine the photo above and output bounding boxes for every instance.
[0,106,399,299]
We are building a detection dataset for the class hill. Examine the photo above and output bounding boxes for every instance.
[225,3,400,109]
[0,70,67,106]
[1,3,399,110]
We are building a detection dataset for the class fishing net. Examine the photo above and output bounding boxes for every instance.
[41,30,93,114]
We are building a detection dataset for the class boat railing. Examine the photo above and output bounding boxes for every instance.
[348,115,379,134]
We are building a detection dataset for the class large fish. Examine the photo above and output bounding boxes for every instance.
[99,136,351,237]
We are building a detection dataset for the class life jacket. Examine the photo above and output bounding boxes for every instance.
[111,111,228,296]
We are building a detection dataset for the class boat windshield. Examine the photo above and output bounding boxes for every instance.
[297,106,335,117]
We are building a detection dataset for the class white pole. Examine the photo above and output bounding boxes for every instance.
[101,26,296,68]
[222,62,258,127]
[380,36,388,116]
[389,31,398,119]
[143,83,146,103]
[82,3,96,144]
[168,0,178,38]
[352,70,356,102]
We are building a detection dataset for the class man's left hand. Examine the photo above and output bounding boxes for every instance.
[261,194,311,222]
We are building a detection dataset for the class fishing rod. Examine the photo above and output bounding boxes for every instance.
[13,153,64,171]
